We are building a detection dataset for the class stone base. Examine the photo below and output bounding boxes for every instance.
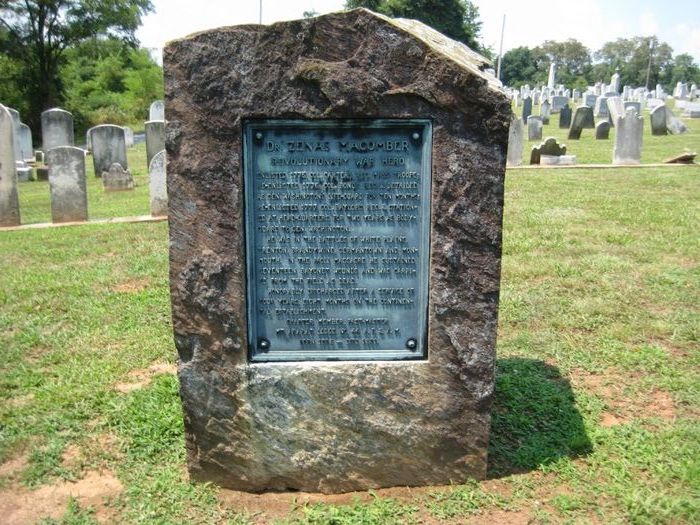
[17,167,33,182]
[540,154,577,165]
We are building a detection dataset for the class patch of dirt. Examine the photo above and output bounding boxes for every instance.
[468,508,530,524]
[600,412,627,427]
[61,445,82,468]
[114,362,177,393]
[0,469,123,525]
[0,454,28,480]
[112,277,151,293]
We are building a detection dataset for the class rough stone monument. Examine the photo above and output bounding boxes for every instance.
[41,108,74,151]
[149,149,167,216]
[0,104,20,226]
[145,120,165,167]
[164,9,509,493]
[613,108,643,165]
[46,146,88,222]
[506,114,524,167]
[89,125,128,177]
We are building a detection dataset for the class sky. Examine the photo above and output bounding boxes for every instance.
[136,0,700,64]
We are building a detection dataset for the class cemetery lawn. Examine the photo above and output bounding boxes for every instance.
[0,166,697,523]
[519,108,700,165]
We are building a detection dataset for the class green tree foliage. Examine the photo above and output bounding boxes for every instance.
[500,46,542,88]
[594,36,673,89]
[536,39,592,90]
[60,38,163,134]
[345,0,486,54]
[0,0,154,130]
[665,53,700,87]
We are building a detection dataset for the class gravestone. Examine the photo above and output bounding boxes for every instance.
[550,95,568,113]
[522,96,532,123]
[540,154,576,165]
[540,100,551,125]
[532,91,540,105]
[164,8,509,493]
[46,146,88,222]
[149,149,167,216]
[530,137,566,165]
[19,123,33,162]
[568,106,594,139]
[624,101,641,115]
[124,126,135,148]
[559,104,572,128]
[527,115,543,140]
[606,96,624,127]
[0,104,20,226]
[89,125,127,177]
[149,100,165,121]
[595,121,611,139]
[41,108,74,151]
[665,108,688,135]
[145,120,165,167]
[506,114,524,167]
[583,93,597,108]
[102,162,134,191]
[613,108,643,165]
[650,105,668,135]
[594,96,609,118]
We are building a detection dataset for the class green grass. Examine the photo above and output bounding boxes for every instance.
[1,164,698,522]
[17,142,151,224]
[516,105,700,164]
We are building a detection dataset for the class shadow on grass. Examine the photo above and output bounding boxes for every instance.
[487,358,592,478]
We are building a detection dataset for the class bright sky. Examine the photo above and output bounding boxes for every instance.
[137,0,700,64]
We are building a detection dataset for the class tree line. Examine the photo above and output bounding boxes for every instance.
[0,1,161,137]
[501,37,700,91]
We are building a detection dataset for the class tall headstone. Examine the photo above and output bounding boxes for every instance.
[522,96,532,123]
[149,149,167,216]
[594,96,609,118]
[18,123,33,162]
[89,125,128,177]
[613,108,643,165]
[46,146,88,223]
[145,120,165,167]
[149,100,165,121]
[650,105,668,136]
[527,115,543,140]
[606,96,624,127]
[559,104,572,128]
[609,70,620,94]
[506,114,524,167]
[0,105,20,226]
[568,106,594,139]
[164,9,509,493]
[595,121,611,139]
[41,108,74,151]
[539,100,551,125]
[124,126,135,148]
[547,62,556,89]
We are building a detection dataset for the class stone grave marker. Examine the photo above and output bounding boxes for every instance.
[583,93,597,108]
[650,105,668,135]
[46,146,88,222]
[145,120,165,167]
[89,125,128,177]
[606,96,624,127]
[624,101,641,115]
[594,96,609,118]
[149,100,165,121]
[568,106,594,139]
[102,162,134,191]
[522,96,532,123]
[506,114,524,167]
[18,123,33,162]
[530,137,566,164]
[527,115,543,140]
[665,108,688,135]
[595,121,611,139]
[559,104,572,128]
[550,95,568,113]
[0,104,20,226]
[41,108,74,151]
[540,100,551,125]
[124,126,135,148]
[613,108,643,165]
[149,149,167,216]
[164,8,509,493]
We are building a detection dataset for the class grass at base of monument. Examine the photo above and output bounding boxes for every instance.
[0,168,698,523]
[518,108,700,165]
[16,142,151,225]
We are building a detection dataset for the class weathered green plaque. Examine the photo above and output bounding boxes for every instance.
[244,119,432,361]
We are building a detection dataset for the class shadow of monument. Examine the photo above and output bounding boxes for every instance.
[487,358,592,478]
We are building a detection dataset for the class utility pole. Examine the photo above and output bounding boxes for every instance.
[496,14,506,81]
[259,0,262,24]
[645,38,655,90]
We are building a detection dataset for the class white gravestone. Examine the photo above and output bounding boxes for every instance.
[613,108,643,165]
[41,108,74,151]
[46,146,88,223]
[89,125,128,177]
[149,149,167,216]
[0,105,20,226]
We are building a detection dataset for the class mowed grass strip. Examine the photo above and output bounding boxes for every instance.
[0,166,698,523]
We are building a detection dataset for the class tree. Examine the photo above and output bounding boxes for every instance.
[345,0,486,54]
[594,36,673,90]
[535,39,592,89]
[0,0,153,130]
[665,53,700,88]
[500,46,542,87]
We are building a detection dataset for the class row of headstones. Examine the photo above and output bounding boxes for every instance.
[507,106,645,166]
[0,103,167,227]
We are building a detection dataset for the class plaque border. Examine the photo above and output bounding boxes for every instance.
[243,119,432,362]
